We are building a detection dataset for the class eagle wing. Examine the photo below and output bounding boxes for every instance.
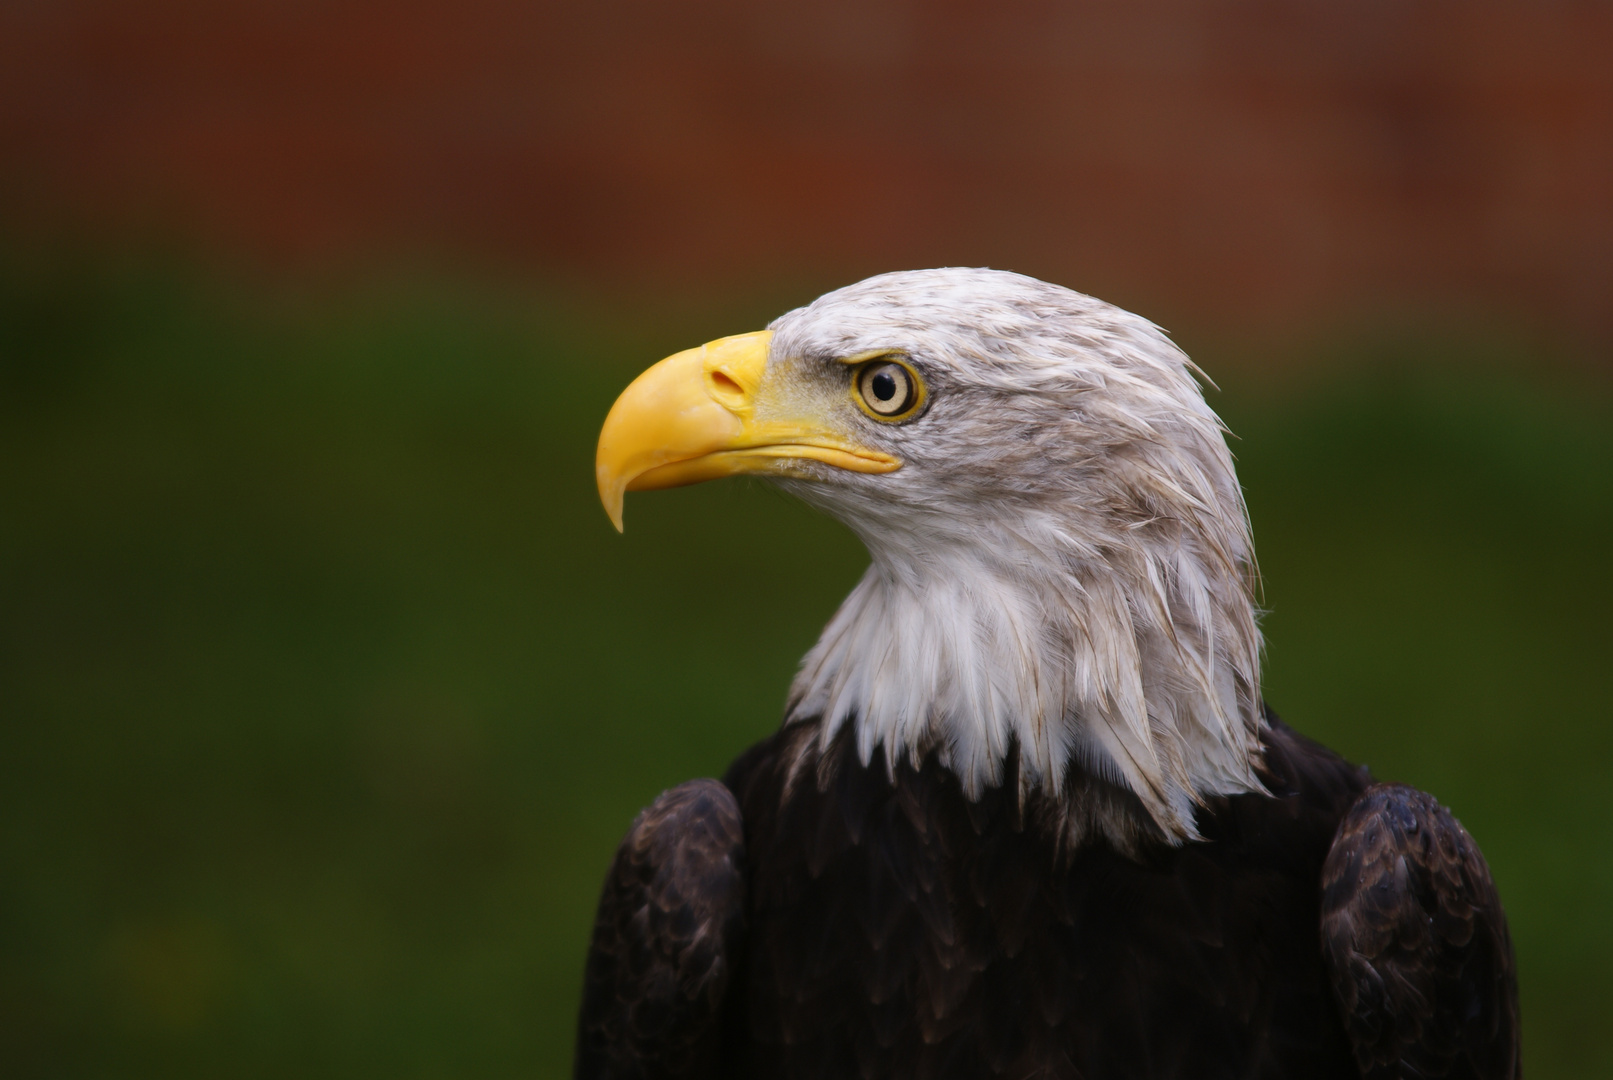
[574,779,746,1080]
[1320,783,1519,1080]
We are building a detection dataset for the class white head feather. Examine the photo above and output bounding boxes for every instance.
[764,268,1265,846]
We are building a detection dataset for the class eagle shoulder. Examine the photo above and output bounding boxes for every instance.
[574,779,746,1080]
[1320,782,1519,1080]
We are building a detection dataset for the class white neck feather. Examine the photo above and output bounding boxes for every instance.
[767,266,1269,848]
[785,504,1265,846]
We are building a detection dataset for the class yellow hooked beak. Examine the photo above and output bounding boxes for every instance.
[595,330,901,531]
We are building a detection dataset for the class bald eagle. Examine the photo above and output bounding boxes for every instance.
[579,269,1518,1079]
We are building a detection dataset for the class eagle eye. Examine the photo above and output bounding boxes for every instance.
[853,358,922,420]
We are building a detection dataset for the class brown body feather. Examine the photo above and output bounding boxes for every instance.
[1321,785,1520,1079]
[575,781,747,1080]
[575,712,1518,1079]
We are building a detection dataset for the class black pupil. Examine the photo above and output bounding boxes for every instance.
[871,370,898,402]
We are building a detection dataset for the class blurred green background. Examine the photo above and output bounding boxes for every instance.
[0,254,1608,1078]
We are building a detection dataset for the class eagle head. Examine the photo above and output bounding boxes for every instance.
[596,268,1264,846]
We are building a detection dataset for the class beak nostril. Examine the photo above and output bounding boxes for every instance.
[709,370,744,398]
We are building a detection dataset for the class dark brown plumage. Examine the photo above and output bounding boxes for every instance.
[574,711,1519,1079]
[1321,785,1520,1079]
[574,781,746,1080]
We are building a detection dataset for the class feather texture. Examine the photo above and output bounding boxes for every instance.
[577,713,1402,1078]
[1320,784,1520,1079]
[575,781,747,1080]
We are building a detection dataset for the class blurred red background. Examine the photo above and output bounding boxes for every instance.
[3,0,1610,348]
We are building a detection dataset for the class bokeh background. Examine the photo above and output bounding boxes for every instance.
[2,2,1610,1077]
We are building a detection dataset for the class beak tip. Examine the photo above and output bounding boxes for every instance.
[599,472,627,533]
